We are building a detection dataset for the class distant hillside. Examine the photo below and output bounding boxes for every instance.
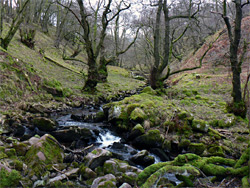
[178,16,250,78]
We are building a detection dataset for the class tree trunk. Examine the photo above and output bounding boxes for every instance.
[84,61,99,91]
[0,1,3,37]
[230,0,242,103]
[150,0,162,89]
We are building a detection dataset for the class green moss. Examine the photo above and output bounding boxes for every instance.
[137,162,170,186]
[188,143,206,155]
[141,86,157,95]
[0,152,8,159]
[130,108,147,122]
[242,176,250,188]
[91,150,98,155]
[177,111,190,120]
[201,163,228,176]
[173,153,201,166]
[127,103,140,115]
[134,129,164,148]
[10,160,23,171]
[141,165,200,188]
[6,148,16,158]
[207,145,225,157]
[206,157,235,167]
[0,169,22,187]
[192,119,209,132]
[25,134,63,176]
[13,143,28,156]
[98,180,116,188]
[234,148,250,168]
[132,124,145,134]
[178,139,191,149]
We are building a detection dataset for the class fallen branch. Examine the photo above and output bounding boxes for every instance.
[44,55,81,75]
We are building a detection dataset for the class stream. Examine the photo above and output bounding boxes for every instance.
[53,106,161,168]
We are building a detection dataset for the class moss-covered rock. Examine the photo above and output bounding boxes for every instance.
[140,165,200,188]
[25,134,64,177]
[130,108,147,123]
[128,124,145,141]
[79,164,97,180]
[12,142,28,156]
[137,162,170,186]
[91,174,116,188]
[32,117,58,131]
[242,176,250,188]
[234,147,250,168]
[141,86,157,95]
[178,139,191,149]
[188,143,206,155]
[192,119,209,132]
[130,150,155,167]
[84,149,112,170]
[132,129,164,149]
[207,145,225,157]
[0,168,22,187]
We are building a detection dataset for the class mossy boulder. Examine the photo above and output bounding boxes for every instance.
[192,119,209,132]
[51,126,94,142]
[188,143,206,155]
[130,108,147,123]
[141,86,157,95]
[130,150,155,167]
[91,174,116,188]
[32,117,58,132]
[0,168,22,187]
[24,134,64,177]
[132,129,164,149]
[79,165,97,179]
[140,165,200,188]
[12,142,28,156]
[103,158,141,175]
[0,149,8,159]
[207,145,225,157]
[178,139,191,149]
[84,149,112,170]
[103,159,141,185]
[128,124,145,140]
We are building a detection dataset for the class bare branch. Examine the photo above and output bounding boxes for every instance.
[241,0,250,8]
[116,27,141,56]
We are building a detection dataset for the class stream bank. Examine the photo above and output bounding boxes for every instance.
[0,82,250,187]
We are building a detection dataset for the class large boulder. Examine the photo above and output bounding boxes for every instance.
[132,129,164,149]
[104,158,142,175]
[91,174,117,188]
[128,124,145,141]
[192,119,209,132]
[130,150,155,167]
[32,117,58,132]
[24,134,64,177]
[84,149,112,170]
[130,108,147,123]
[51,126,95,142]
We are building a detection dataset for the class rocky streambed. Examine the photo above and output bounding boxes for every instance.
[0,103,168,187]
[0,87,250,187]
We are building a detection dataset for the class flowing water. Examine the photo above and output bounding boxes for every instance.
[54,107,161,167]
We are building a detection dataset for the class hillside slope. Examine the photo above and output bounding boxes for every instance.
[0,26,145,113]
[179,16,250,77]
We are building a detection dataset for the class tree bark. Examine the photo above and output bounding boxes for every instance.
[150,0,163,89]
[230,0,242,103]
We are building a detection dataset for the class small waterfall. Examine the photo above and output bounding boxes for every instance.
[96,131,121,148]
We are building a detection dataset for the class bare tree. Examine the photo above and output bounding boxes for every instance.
[0,0,30,50]
[150,0,200,89]
[215,0,249,117]
[58,0,131,91]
